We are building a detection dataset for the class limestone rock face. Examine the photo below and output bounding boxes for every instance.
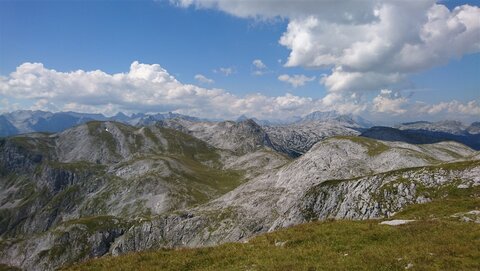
[264,121,362,157]
[157,118,274,154]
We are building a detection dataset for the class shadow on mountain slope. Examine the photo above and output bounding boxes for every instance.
[361,126,480,150]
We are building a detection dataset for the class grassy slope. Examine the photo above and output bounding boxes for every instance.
[65,186,480,271]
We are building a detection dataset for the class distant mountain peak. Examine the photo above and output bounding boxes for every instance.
[299,110,372,128]
[113,112,129,118]
[236,114,249,122]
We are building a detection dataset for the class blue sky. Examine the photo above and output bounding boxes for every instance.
[0,0,479,123]
[1,1,300,96]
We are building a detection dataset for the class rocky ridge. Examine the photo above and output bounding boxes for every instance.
[0,121,287,239]
[1,128,478,270]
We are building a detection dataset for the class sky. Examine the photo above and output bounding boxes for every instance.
[0,0,479,124]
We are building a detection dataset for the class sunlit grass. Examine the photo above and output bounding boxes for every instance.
[65,187,480,271]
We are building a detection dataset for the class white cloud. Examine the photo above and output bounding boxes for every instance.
[279,2,480,94]
[0,98,20,113]
[320,67,405,93]
[252,59,267,69]
[0,61,317,119]
[278,74,316,88]
[372,89,408,115]
[170,0,378,23]
[417,100,480,115]
[173,0,480,98]
[252,59,269,76]
[214,67,234,76]
[1,61,478,122]
[194,74,214,84]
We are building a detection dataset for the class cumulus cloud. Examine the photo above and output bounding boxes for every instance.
[417,100,480,115]
[372,89,408,115]
[0,98,20,113]
[173,0,480,97]
[194,74,214,84]
[278,74,316,88]
[1,61,478,122]
[170,0,378,22]
[0,61,318,119]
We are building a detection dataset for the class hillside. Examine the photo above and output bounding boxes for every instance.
[0,121,478,271]
[66,184,480,271]
[0,121,291,271]
[157,118,274,155]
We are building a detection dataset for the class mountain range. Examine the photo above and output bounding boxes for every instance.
[0,111,479,270]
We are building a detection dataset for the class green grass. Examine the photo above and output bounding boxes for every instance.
[332,136,390,156]
[159,127,221,164]
[60,215,127,234]
[44,161,106,173]
[65,186,480,271]
[9,134,54,156]
[395,185,480,220]
[0,264,21,271]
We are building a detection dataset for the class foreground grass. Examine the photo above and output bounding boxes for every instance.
[65,220,480,271]
[0,264,21,271]
[66,186,480,271]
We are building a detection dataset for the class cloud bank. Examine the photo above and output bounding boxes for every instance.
[0,61,478,122]
[172,0,480,100]
[0,61,316,118]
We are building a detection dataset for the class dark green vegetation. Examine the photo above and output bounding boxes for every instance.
[0,264,21,271]
[65,186,480,271]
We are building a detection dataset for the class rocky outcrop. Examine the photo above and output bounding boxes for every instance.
[264,121,362,157]
[0,216,126,271]
[158,118,274,154]
[100,137,480,255]
[111,160,480,256]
